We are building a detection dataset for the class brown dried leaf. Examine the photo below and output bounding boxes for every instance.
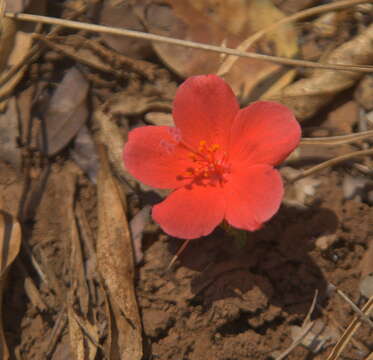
[0,211,22,360]
[67,307,99,360]
[0,31,32,106]
[71,126,99,184]
[0,13,17,74]
[41,67,89,156]
[67,307,85,360]
[267,23,373,120]
[143,0,297,101]
[65,170,90,317]
[0,97,21,169]
[0,0,46,105]
[130,205,151,264]
[94,108,133,186]
[98,0,152,59]
[96,146,143,360]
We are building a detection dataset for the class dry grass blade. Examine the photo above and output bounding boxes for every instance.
[43,307,67,358]
[326,296,373,360]
[0,211,21,360]
[364,351,373,360]
[217,0,371,76]
[336,289,373,329]
[275,291,318,360]
[275,322,314,360]
[301,130,373,146]
[5,11,373,73]
[288,148,373,182]
[96,145,143,360]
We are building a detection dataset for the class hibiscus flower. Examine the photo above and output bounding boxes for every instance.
[123,75,301,239]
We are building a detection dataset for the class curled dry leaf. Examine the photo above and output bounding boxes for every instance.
[142,0,297,101]
[96,146,143,360]
[41,67,89,156]
[0,211,21,360]
[267,23,373,120]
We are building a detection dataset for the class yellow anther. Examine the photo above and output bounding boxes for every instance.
[210,144,220,151]
[199,140,207,146]
[188,153,197,161]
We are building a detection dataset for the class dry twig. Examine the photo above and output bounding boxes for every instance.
[5,11,373,73]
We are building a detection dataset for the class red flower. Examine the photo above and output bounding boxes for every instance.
[123,75,301,239]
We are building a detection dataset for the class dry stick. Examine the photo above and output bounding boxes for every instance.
[301,129,373,146]
[275,291,318,360]
[4,11,373,73]
[0,5,87,89]
[70,309,107,357]
[167,239,192,270]
[336,289,373,329]
[44,307,67,359]
[217,0,373,76]
[289,148,373,182]
[326,296,373,360]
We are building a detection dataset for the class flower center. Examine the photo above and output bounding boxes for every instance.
[180,140,230,185]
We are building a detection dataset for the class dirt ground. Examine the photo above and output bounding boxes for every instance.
[1,1,373,360]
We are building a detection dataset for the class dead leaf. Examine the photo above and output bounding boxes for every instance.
[143,0,298,102]
[67,307,99,360]
[96,146,143,360]
[0,0,46,106]
[0,161,23,218]
[0,97,22,169]
[67,307,85,360]
[71,125,99,184]
[0,211,22,360]
[98,0,152,59]
[94,108,133,186]
[355,75,373,111]
[64,169,90,317]
[145,112,173,126]
[130,205,151,264]
[5,0,32,12]
[267,23,373,120]
[41,67,89,156]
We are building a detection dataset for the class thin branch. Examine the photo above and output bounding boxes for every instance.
[327,297,373,360]
[336,289,373,329]
[289,148,373,182]
[217,0,372,75]
[4,11,373,73]
[301,130,373,146]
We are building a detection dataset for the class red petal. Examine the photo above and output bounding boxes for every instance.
[173,75,239,150]
[229,101,301,166]
[224,164,283,231]
[152,184,225,239]
[123,126,192,189]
